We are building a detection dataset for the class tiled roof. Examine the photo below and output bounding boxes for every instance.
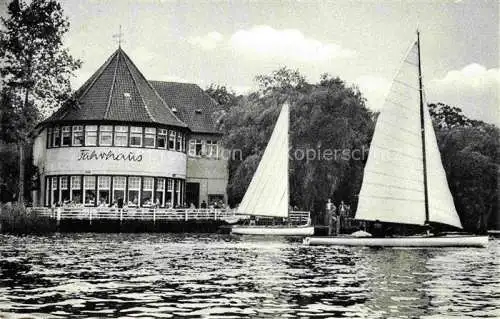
[150,81,222,134]
[43,48,187,128]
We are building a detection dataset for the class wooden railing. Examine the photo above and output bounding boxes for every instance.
[28,207,310,224]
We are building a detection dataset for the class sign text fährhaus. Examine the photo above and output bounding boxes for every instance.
[77,149,143,162]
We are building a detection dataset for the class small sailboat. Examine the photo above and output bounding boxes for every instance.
[231,103,315,236]
[304,32,488,247]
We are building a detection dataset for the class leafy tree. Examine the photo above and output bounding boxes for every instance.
[0,0,81,203]
[428,102,482,129]
[205,84,241,132]
[205,84,238,111]
[255,67,308,93]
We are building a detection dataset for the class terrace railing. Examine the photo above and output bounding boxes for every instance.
[28,207,310,224]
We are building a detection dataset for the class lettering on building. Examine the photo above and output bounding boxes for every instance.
[77,149,143,162]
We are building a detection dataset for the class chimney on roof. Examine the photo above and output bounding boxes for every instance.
[195,109,202,114]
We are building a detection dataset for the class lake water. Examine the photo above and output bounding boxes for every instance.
[0,233,498,318]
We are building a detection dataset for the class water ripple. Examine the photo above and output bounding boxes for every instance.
[0,233,498,318]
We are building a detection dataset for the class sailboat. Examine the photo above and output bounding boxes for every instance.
[304,32,488,247]
[231,102,315,236]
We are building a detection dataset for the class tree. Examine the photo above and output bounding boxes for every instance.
[205,84,241,132]
[205,84,238,111]
[428,102,482,129]
[255,66,307,94]
[0,0,81,204]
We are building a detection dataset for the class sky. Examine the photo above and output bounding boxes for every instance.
[1,0,498,124]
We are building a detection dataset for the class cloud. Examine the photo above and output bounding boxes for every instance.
[427,64,499,125]
[229,25,355,62]
[187,32,224,50]
[354,75,391,111]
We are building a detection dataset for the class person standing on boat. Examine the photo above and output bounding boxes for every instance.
[338,201,347,232]
[326,199,337,236]
[325,199,334,224]
[339,201,347,215]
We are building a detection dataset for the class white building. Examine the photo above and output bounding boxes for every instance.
[32,48,228,208]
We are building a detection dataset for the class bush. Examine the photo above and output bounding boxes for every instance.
[0,203,56,234]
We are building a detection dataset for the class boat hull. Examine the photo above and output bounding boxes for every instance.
[303,235,489,247]
[232,225,314,236]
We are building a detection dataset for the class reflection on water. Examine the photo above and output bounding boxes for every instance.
[0,233,498,318]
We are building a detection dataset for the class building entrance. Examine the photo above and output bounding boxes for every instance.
[186,182,200,208]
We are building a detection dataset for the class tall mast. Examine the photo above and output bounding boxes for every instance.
[286,102,290,216]
[417,30,430,224]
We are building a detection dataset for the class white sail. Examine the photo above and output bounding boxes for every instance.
[355,40,462,228]
[423,102,463,228]
[237,103,289,217]
[356,42,426,225]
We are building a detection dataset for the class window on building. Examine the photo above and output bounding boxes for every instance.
[166,179,174,207]
[99,125,113,146]
[157,129,167,149]
[155,178,165,207]
[70,176,82,204]
[144,127,156,148]
[97,176,111,206]
[195,139,203,156]
[51,177,58,206]
[113,176,126,205]
[85,125,98,146]
[61,127,71,146]
[60,176,70,203]
[130,127,142,147]
[206,140,218,158]
[128,177,140,206]
[47,128,53,148]
[53,127,61,147]
[188,140,196,156]
[176,133,182,151]
[83,176,96,206]
[45,177,50,206]
[72,126,84,146]
[114,126,128,147]
[175,179,182,207]
[168,131,176,149]
[142,177,153,206]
